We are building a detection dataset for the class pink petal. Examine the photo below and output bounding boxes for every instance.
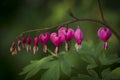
[74,26,84,45]
[39,32,50,45]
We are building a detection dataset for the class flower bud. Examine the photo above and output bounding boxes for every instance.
[74,26,84,51]
[21,37,27,48]
[26,36,32,52]
[18,40,22,52]
[33,37,39,54]
[98,27,112,49]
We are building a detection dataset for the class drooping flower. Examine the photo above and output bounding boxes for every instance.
[18,40,22,52]
[74,26,84,51]
[10,41,17,55]
[98,27,112,49]
[58,27,74,51]
[21,37,27,48]
[26,36,32,52]
[39,32,50,53]
[50,32,65,54]
[33,37,39,54]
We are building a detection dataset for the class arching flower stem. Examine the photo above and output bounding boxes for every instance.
[15,18,120,41]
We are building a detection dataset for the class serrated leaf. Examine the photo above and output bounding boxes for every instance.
[24,64,41,80]
[101,68,111,79]
[77,41,103,57]
[60,59,72,76]
[108,67,120,79]
[71,74,92,80]
[25,61,58,80]
[19,62,37,75]
[19,56,53,80]
[78,42,94,55]
[95,42,103,56]
[99,53,120,65]
[83,41,94,48]
[87,69,99,78]
[79,42,103,57]
[87,64,97,70]
[65,50,88,74]
[80,54,96,64]
[41,61,60,80]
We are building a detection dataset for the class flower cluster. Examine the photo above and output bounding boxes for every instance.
[10,26,112,55]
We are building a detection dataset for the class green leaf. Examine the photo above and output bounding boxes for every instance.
[60,59,72,76]
[79,41,103,57]
[19,61,37,75]
[101,68,111,79]
[80,54,96,64]
[19,56,53,80]
[108,67,120,79]
[41,61,60,80]
[24,64,41,80]
[78,42,94,55]
[87,69,99,78]
[87,64,97,70]
[66,48,89,72]
[71,74,92,80]
[99,53,120,65]
[95,42,103,56]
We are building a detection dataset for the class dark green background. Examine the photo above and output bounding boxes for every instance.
[0,0,120,80]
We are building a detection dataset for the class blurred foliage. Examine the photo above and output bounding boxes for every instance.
[20,41,120,80]
[0,0,120,80]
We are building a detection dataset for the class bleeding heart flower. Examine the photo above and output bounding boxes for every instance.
[26,36,32,52]
[39,32,50,53]
[74,26,84,51]
[58,27,74,51]
[10,41,17,55]
[33,37,39,54]
[21,37,27,48]
[18,40,22,52]
[98,27,112,49]
[50,32,65,54]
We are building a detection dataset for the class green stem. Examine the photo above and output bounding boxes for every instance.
[16,18,120,41]
[47,49,57,57]
[92,56,102,79]
[98,0,105,21]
